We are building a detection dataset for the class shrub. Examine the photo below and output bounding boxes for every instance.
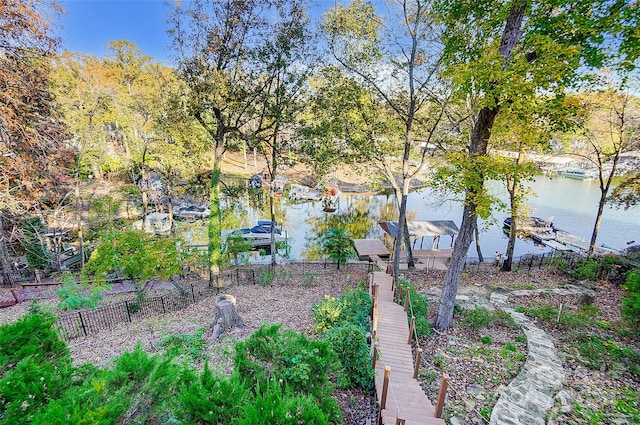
[571,258,599,281]
[0,313,74,423]
[480,335,493,344]
[312,289,372,334]
[180,365,249,424]
[396,280,431,336]
[56,271,104,311]
[239,381,335,425]
[459,307,492,330]
[234,325,338,400]
[257,267,275,286]
[622,270,640,332]
[160,328,207,364]
[312,295,345,334]
[323,323,374,389]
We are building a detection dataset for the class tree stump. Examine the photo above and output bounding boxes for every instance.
[210,294,244,341]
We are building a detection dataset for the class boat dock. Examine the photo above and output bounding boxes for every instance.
[516,228,619,256]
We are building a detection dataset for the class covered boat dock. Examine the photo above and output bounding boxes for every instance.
[378,220,459,250]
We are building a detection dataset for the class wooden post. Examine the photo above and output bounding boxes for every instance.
[372,342,379,369]
[380,366,391,410]
[373,309,379,339]
[435,374,449,419]
[373,284,378,310]
[404,288,410,311]
[408,316,415,344]
[413,348,423,379]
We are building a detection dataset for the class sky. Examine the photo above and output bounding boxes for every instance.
[56,0,178,64]
[55,0,338,64]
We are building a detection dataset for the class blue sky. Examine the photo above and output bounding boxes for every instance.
[56,0,337,64]
[57,0,175,63]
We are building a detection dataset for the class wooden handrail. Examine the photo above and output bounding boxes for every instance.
[404,288,409,312]
[413,347,423,379]
[435,374,449,419]
[381,366,391,410]
[408,316,415,344]
[372,342,379,369]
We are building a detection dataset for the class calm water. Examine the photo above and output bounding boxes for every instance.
[178,174,640,261]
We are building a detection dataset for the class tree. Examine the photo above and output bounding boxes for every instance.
[169,0,286,278]
[83,229,188,289]
[0,0,74,284]
[574,90,639,256]
[246,0,315,266]
[316,228,356,269]
[322,0,451,279]
[433,0,640,329]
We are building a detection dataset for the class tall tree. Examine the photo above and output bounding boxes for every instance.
[322,0,450,278]
[434,0,640,329]
[169,0,279,278]
[247,0,315,266]
[0,0,73,283]
[575,90,640,256]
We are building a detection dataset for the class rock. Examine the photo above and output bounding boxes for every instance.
[466,383,486,397]
[450,415,466,425]
[465,398,477,412]
[555,389,572,408]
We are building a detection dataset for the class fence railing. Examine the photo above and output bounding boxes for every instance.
[56,268,256,341]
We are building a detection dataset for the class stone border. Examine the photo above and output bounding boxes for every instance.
[486,286,595,425]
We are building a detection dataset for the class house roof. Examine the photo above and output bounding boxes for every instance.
[378,220,459,238]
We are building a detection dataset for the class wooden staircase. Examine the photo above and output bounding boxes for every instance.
[371,270,446,425]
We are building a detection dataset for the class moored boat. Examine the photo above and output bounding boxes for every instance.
[226,220,284,248]
[559,168,596,180]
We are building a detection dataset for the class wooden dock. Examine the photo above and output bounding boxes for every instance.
[371,270,446,425]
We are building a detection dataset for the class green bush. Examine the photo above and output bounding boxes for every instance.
[160,328,208,364]
[323,323,374,389]
[239,381,334,425]
[0,313,74,423]
[257,267,275,286]
[459,306,492,330]
[179,364,249,424]
[571,258,599,281]
[622,270,640,332]
[312,289,372,334]
[312,295,345,334]
[396,280,431,336]
[234,324,338,402]
[56,271,104,311]
[573,333,640,374]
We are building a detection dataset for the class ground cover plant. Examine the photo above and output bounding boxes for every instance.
[419,304,526,423]
[0,264,377,424]
[0,314,344,424]
[506,281,640,424]
[2,262,640,424]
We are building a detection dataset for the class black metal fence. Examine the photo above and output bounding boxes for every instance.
[56,268,256,341]
[464,251,565,272]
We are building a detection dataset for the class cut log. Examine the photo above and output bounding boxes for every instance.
[210,294,244,341]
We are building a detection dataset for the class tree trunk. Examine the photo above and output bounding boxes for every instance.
[474,219,484,263]
[0,214,14,286]
[208,122,225,284]
[434,201,477,329]
[210,294,244,341]
[502,224,516,272]
[433,2,526,330]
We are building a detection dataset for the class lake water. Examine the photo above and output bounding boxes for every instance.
[178,174,640,262]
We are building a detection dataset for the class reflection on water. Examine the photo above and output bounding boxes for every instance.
[176,175,640,262]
